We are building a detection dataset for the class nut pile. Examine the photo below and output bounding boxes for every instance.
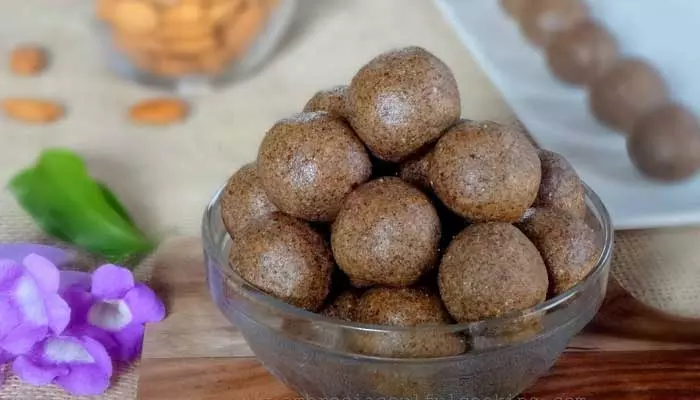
[222,46,601,357]
[97,0,278,78]
[501,0,700,181]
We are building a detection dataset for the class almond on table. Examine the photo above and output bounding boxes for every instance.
[129,98,189,125]
[1,98,64,124]
[9,45,48,76]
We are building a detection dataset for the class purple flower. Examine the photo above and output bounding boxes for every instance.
[0,244,165,395]
[0,254,71,356]
[0,243,74,268]
[62,265,165,362]
[12,331,113,396]
[59,270,92,293]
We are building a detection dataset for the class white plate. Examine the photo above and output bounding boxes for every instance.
[435,0,700,230]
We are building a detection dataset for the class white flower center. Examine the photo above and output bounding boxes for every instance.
[88,300,133,331]
[16,276,48,325]
[44,338,94,363]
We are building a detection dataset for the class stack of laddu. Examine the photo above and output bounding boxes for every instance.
[221,46,600,357]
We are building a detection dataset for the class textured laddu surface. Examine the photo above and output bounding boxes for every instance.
[0,0,697,399]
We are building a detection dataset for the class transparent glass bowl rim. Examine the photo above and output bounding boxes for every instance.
[202,182,614,335]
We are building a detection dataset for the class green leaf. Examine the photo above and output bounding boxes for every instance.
[8,148,155,265]
[8,168,72,243]
[96,182,134,225]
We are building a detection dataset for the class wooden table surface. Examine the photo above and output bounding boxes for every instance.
[138,238,700,400]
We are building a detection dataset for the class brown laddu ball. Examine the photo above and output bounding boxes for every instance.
[535,149,586,220]
[439,223,548,322]
[429,120,541,222]
[303,85,348,118]
[546,21,620,86]
[347,46,461,162]
[399,118,473,191]
[397,138,467,250]
[627,103,700,181]
[321,289,362,322]
[348,287,466,358]
[229,213,333,312]
[348,276,374,289]
[520,0,589,47]
[501,0,528,20]
[398,145,434,191]
[257,111,372,222]
[589,59,669,133]
[331,177,440,287]
[470,314,545,350]
[220,163,278,237]
[518,208,599,295]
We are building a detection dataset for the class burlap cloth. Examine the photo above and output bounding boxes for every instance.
[0,0,698,399]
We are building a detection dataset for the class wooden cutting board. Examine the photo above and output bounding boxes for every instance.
[137,237,700,400]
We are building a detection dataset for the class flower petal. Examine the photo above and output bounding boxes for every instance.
[59,271,91,293]
[69,326,118,364]
[55,364,111,396]
[0,293,21,339]
[124,284,165,324]
[61,288,93,327]
[12,333,113,396]
[0,259,23,292]
[12,355,65,385]
[42,336,96,365]
[13,275,49,333]
[112,324,145,362]
[0,266,48,353]
[0,349,13,364]
[47,334,113,395]
[1,323,48,355]
[44,293,71,335]
[0,244,73,268]
[22,254,60,293]
[88,300,133,331]
[91,265,134,299]
[80,336,113,377]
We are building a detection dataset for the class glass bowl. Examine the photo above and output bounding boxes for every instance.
[202,184,613,399]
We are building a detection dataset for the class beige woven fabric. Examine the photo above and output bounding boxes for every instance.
[0,1,698,399]
[613,229,700,319]
[1,364,139,400]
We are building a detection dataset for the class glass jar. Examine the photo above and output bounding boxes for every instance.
[95,0,296,90]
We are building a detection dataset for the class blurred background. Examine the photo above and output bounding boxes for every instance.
[0,0,508,241]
